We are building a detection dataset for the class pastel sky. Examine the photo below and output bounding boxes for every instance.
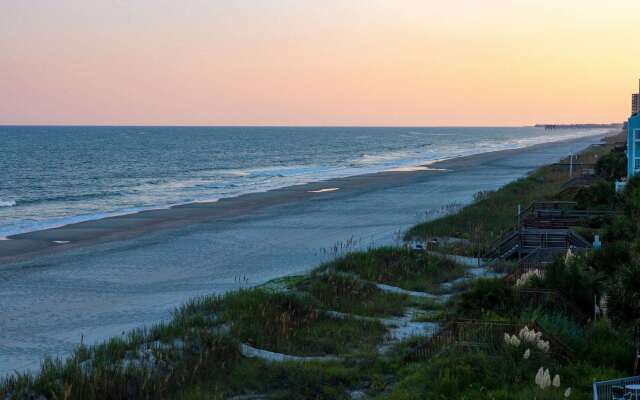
[1,0,639,126]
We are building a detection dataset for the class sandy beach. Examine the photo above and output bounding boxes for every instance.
[0,133,611,265]
[0,133,608,375]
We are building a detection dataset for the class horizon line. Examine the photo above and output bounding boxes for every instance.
[0,122,624,129]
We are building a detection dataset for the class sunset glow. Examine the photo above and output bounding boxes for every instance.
[1,0,638,126]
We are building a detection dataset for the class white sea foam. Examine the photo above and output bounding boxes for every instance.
[308,187,340,193]
[351,150,414,166]
[0,127,610,238]
[385,166,449,172]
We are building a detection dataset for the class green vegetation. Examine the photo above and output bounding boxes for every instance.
[319,246,467,292]
[574,179,616,209]
[405,136,620,254]
[296,272,410,317]
[405,166,571,251]
[217,289,387,356]
[387,346,583,399]
[4,131,639,399]
[595,147,627,180]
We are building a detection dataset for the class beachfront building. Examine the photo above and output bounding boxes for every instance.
[627,80,640,177]
[628,112,640,177]
[633,80,640,115]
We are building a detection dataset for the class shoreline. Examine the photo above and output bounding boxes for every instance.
[0,132,614,266]
[0,127,628,398]
[0,131,612,376]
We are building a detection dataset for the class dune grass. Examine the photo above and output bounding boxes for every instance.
[215,289,388,356]
[177,359,363,400]
[1,326,241,400]
[0,287,388,400]
[295,272,410,317]
[319,246,467,292]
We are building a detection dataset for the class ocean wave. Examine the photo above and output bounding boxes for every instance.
[351,150,415,166]
[14,192,123,206]
[0,200,16,207]
[507,128,608,148]
[0,127,609,238]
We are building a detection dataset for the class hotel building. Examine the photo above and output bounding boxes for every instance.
[628,80,640,177]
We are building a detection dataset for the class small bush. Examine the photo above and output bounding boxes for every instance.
[588,243,631,276]
[584,320,635,372]
[595,149,627,180]
[530,255,604,315]
[606,262,640,325]
[455,278,514,317]
[521,309,586,352]
[574,179,616,209]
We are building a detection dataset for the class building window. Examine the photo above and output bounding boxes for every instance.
[635,159,640,170]
[635,129,640,140]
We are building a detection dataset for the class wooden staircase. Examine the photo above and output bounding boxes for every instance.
[482,201,604,265]
[485,228,591,264]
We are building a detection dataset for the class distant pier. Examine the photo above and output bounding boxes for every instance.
[535,123,622,130]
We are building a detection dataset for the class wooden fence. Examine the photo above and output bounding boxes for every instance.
[404,319,574,363]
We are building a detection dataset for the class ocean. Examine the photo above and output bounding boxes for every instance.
[0,126,607,237]
[0,127,608,375]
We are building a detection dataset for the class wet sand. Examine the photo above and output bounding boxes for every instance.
[0,134,607,375]
[0,135,610,265]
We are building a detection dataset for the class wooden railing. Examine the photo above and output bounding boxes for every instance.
[635,325,640,375]
[483,200,613,261]
[484,228,590,263]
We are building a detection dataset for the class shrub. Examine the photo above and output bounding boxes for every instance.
[584,320,635,372]
[595,149,627,180]
[531,255,604,315]
[388,346,562,399]
[588,243,631,276]
[606,262,640,325]
[574,180,616,210]
[455,278,514,317]
[521,309,587,352]
[560,361,622,398]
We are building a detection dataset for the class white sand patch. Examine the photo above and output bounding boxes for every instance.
[382,308,439,343]
[239,343,340,363]
[467,267,505,279]
[327,308,439,354]
[426,251,481,267]
[385,166,449,172]
[308,187,340,193]
[375,283,438,298]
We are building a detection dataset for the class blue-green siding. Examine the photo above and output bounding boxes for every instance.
[629,114,640,177]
